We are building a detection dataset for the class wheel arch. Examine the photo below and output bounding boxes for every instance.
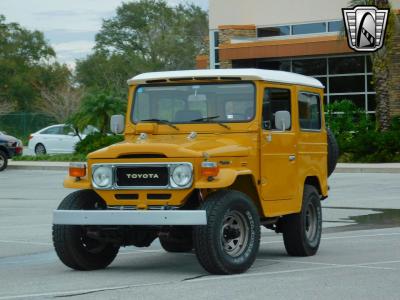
[228,174,262,214]
[304,176,322,197]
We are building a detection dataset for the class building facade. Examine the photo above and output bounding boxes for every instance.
[198,0,400,116]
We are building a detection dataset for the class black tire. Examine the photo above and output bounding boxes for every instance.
[52,190,119,270]
[281,185,322,256]
[35,143,46,155]
[327,128,339,177]
[0,150,8,172]
[159,235,193,253]
[193,190,260,275]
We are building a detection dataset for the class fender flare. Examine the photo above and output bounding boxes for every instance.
[194,168,253,189]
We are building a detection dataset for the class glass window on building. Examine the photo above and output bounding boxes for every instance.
[367,94,376,112]
[329,75,365,93]
[292,58,327,75]
[329,56,365,74]
[257,60,290,71]
[232,59,257,68]
[292,22,326,35]
[257,26,290,37]
[330,94,366,110]
[213,31,219,47]
[328,21,343,32]
[214,49,219,64]
[367,75,374,92]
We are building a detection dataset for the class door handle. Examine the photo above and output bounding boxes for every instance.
[289,155,296,161]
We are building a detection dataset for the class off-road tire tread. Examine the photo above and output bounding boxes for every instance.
[52,190,119,270]
[281,185,321,256]
[193,190,260,274]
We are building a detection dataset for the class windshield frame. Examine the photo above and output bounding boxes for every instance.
[130,81,256,125]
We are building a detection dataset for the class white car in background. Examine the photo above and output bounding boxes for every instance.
[28,124,97,155]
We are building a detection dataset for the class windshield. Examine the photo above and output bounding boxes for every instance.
[132,82,255,124]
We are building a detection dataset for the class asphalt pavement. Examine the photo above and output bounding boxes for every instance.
[0,170,399,299]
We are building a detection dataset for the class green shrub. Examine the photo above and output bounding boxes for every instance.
[75,132,124,155]
[326,100,400,163]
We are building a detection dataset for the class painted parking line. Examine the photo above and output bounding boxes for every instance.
[257,258,396,270]
[261,231,400,245]
[0,280,175,300]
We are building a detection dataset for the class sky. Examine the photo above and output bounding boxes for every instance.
[0,0,209,67]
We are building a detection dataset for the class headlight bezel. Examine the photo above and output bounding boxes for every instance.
[170,164,193,188]
[90,162,193,190]
[92,165,113,189]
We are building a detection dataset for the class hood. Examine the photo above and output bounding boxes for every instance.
[88,133,257,159]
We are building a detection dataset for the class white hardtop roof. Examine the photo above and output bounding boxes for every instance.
[128,68,324,88]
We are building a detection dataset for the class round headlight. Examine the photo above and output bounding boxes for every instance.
[92,166,113,188]
[171,164,192,187]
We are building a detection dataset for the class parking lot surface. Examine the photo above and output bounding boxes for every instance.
[0,170,400,299]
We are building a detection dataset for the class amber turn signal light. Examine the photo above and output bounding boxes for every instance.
[200,161,219,177]
[69,162,86,178]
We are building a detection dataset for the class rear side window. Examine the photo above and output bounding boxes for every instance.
[299,92,321,130]
[262,88,291,130]
[41,126,62,135]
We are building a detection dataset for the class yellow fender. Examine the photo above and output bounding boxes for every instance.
[195,168,253,189]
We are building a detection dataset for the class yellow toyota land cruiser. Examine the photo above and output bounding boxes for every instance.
[53,69,338,275]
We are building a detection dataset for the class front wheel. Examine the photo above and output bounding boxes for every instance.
[193,190,260,275]
[52,190,119,270]
[280,184,322,256]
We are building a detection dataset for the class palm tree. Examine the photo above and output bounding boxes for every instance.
[70,92,126,134]
[345,0,398,131]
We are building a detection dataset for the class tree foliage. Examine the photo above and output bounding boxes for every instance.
[69,92,126,134]
[347,0,399,131]
[75,0,208,95]
[0,15,69,112]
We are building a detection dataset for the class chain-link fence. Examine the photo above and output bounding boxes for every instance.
[0,112,56,143]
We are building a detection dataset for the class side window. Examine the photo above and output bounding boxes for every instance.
[41,126,62,135]
[299,93,321,130]
[262,88,291,130]
[62,126,75,135]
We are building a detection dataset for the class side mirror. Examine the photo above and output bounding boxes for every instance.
[67,132,76,136]
[110,115,125,134]
[275,111,291,131]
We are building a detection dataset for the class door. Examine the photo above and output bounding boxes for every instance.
[39,125,63,153]
[58,126,80,153]
[260,86,298,202]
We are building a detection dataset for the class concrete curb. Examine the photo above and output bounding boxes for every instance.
[7,161,400,173]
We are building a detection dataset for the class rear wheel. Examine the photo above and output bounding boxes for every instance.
[193,190,260,274]
[35,143,46,155]
[280,185,322,256]
[0,150,8,171]
[52,190,119,270]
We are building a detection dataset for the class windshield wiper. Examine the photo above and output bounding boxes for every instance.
[140,119,179,131]
[191,115,220,122]
[190,115,230,130]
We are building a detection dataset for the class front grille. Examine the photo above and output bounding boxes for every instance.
[115,166,169,187]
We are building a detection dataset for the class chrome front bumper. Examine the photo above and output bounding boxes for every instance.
[53,210,207,225]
